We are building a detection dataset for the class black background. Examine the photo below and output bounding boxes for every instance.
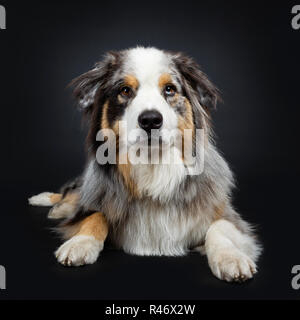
[0,0,299,300]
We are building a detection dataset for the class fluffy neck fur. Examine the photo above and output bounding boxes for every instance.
[79,141,234,226]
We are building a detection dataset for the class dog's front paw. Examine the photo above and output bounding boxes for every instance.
[55,235,103,267]
[208,248,257,282]
[28,192,55,206]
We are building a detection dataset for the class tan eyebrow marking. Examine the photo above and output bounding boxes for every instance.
[124,75,139,90]
[158,73,172,89]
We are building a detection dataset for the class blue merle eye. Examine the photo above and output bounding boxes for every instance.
[164,84,176,97]
[120,86,132,98]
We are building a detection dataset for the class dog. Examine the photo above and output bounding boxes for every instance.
[29,47,261,282]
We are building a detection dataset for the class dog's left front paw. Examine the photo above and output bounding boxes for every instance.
[55,235,103,267]
[208,248,257,282]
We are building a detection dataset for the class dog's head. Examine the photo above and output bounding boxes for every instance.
[71,47,220,162]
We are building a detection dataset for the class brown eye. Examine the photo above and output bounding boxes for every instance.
[164,84,176,97]
[120,86,132,98]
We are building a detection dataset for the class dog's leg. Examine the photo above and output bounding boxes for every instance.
[29,191,79,219]
[28,192,62,206]
[205,219,260,282]
[48,192,79,219]
[55,212,108,267]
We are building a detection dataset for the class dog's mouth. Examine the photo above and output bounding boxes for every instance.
[124,128,181,150]
[135,135,173,150]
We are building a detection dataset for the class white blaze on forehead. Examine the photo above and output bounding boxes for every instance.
[124,47,172,85]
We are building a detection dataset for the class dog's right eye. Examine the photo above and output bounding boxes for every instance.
[164,84,177,97]
[120,86,132,98]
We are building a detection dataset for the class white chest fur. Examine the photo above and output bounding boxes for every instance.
[113,201,210,256]
[116,152,209,256]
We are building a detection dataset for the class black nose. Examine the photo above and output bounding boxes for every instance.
[138,110,163,133]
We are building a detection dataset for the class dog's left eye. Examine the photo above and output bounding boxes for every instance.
[164,85,177,97]
[120,86,132,98]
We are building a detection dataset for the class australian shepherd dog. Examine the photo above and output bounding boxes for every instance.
[29,47,261,282]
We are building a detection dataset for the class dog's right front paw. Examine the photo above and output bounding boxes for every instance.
[28,192,55,206]
[55,235,103,267]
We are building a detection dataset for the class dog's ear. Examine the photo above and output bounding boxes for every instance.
[69,51,120,112]
[173,52,221,112]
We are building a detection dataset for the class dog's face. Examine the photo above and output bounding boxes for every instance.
[113,49,182,147]
[71,47,219,158]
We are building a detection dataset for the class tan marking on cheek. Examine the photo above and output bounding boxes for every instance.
[112,120,119,136]
[117,162,140,198]
[158,73,172,89]
[124,75,139,90]
[101,101,109,129]
[177,99,194,132]
[77,212,108,242]
[49,193,62,205]
[112,120,139,198]
[183,98,194,130]
[111,120,120,154]
[100,105,137,198]
[177,99,195,163]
